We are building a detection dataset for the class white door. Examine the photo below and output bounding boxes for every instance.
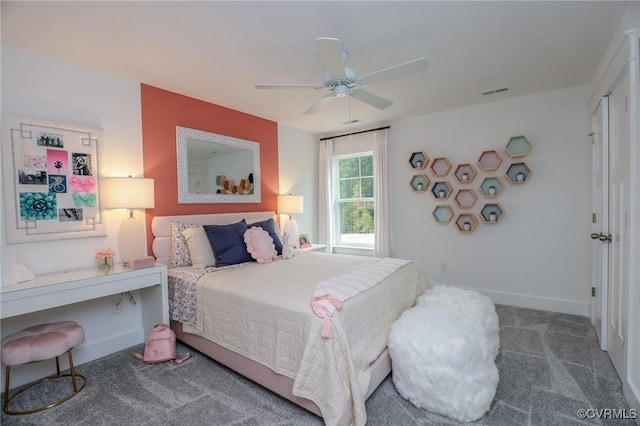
[607,73,630,378]
[590,97,609,350]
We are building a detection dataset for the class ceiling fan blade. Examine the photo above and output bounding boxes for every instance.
[303,94,335,115]
[358,57,428,85]
[350,89,393,110]
[317,37,346,78]
[255,83,321,90]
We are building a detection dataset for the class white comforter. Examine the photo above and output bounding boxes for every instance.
[183,252,429,426]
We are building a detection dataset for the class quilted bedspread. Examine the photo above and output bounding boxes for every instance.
[180,252,429,426]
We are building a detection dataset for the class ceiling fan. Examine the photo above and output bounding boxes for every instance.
[255,37,429,115]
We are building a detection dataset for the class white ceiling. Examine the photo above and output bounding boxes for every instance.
[1,1,628,137]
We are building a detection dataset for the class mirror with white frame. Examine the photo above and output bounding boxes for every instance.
[176,126,261,203]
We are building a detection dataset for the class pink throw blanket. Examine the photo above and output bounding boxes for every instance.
[312,257,410,338]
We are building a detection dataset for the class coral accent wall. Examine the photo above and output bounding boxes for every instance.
[141,84,279,252]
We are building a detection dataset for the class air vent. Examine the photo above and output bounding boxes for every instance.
[482,87,510,96]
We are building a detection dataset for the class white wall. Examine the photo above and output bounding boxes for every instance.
[277,124,318,243]
[1,45,147,387]
[390,85,592,316]
[1,45,145,273]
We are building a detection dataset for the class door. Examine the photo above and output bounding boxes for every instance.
[188,166,204,194]
[590,97,609,350]
[607,73,630,378]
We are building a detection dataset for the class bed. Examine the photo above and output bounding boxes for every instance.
[151,211,429,426]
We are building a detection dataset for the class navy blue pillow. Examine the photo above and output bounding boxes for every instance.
[249,218,283,255]
[203,220,253,267]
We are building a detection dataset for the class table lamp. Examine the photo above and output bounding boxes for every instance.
[103,176,155,266]
[277,194,303,248]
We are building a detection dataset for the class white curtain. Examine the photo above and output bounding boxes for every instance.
[318,139,334,251]
[373,129,390,257]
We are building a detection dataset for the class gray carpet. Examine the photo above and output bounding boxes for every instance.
[1,305,636,425]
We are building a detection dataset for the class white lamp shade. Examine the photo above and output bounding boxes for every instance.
[277,195,303,215]
[103,177,155,209]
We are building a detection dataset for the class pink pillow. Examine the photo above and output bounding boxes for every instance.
[244,227,277,264]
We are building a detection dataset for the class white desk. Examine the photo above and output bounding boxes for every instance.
[1,264,168,336]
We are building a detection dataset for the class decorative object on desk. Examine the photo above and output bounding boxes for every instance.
[277,194,303,248]
[12,264,35,284]
[130,256,155,270]
[281,234,294,259]
[103,176,155,267]
[299,233,311,249]
[1,115,106,244]
[2,248,34,286]
[96,248,115,271]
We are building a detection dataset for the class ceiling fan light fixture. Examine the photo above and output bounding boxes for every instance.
[335,84,348,98]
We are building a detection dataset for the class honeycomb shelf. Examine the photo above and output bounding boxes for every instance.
[478,150,503,171]
[454,163,477,183]
[454,188,478,209]
[409,152,429,169]
[429,157,452,176]
[410,174,430,192]
[431,181,453,200]
[505,135,531,158]
[506,162,532,184]
[480,177,505,197]
[432,205,454,224]
[455,213,478,233]
[480,203,505,224]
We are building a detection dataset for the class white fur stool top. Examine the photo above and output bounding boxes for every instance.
[1,321,85,366]
[388,286,499,423]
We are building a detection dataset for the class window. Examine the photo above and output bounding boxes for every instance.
[334,152,374,247]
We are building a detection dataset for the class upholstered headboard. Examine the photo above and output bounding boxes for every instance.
[151,211,277,266]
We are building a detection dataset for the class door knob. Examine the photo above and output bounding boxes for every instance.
[599,233,612,242]
[591,232,612,242]
[591,232,611,242]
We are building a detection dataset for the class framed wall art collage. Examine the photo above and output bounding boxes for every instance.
[1,115,106,244]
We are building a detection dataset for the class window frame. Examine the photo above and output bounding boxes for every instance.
[332,151,375,248]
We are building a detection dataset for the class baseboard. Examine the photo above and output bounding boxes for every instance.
[625,380,640,415]
[1,329,142,390]
[428,282,590,317]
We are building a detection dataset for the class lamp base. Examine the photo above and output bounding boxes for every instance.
[283,219,299,249]
[119,218,146,266]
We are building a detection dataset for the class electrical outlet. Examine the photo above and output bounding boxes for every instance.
[440,262,448,272]
[112,298,123,314]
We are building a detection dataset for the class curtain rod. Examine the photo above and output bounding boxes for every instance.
[319,125,390,141]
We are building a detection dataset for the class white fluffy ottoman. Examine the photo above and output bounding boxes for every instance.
[388,286,499,422]
[416,285,500,359]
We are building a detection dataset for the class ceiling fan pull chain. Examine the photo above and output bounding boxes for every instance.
[348,94,352,140]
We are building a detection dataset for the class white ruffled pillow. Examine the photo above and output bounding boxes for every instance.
[182,226,216,268]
